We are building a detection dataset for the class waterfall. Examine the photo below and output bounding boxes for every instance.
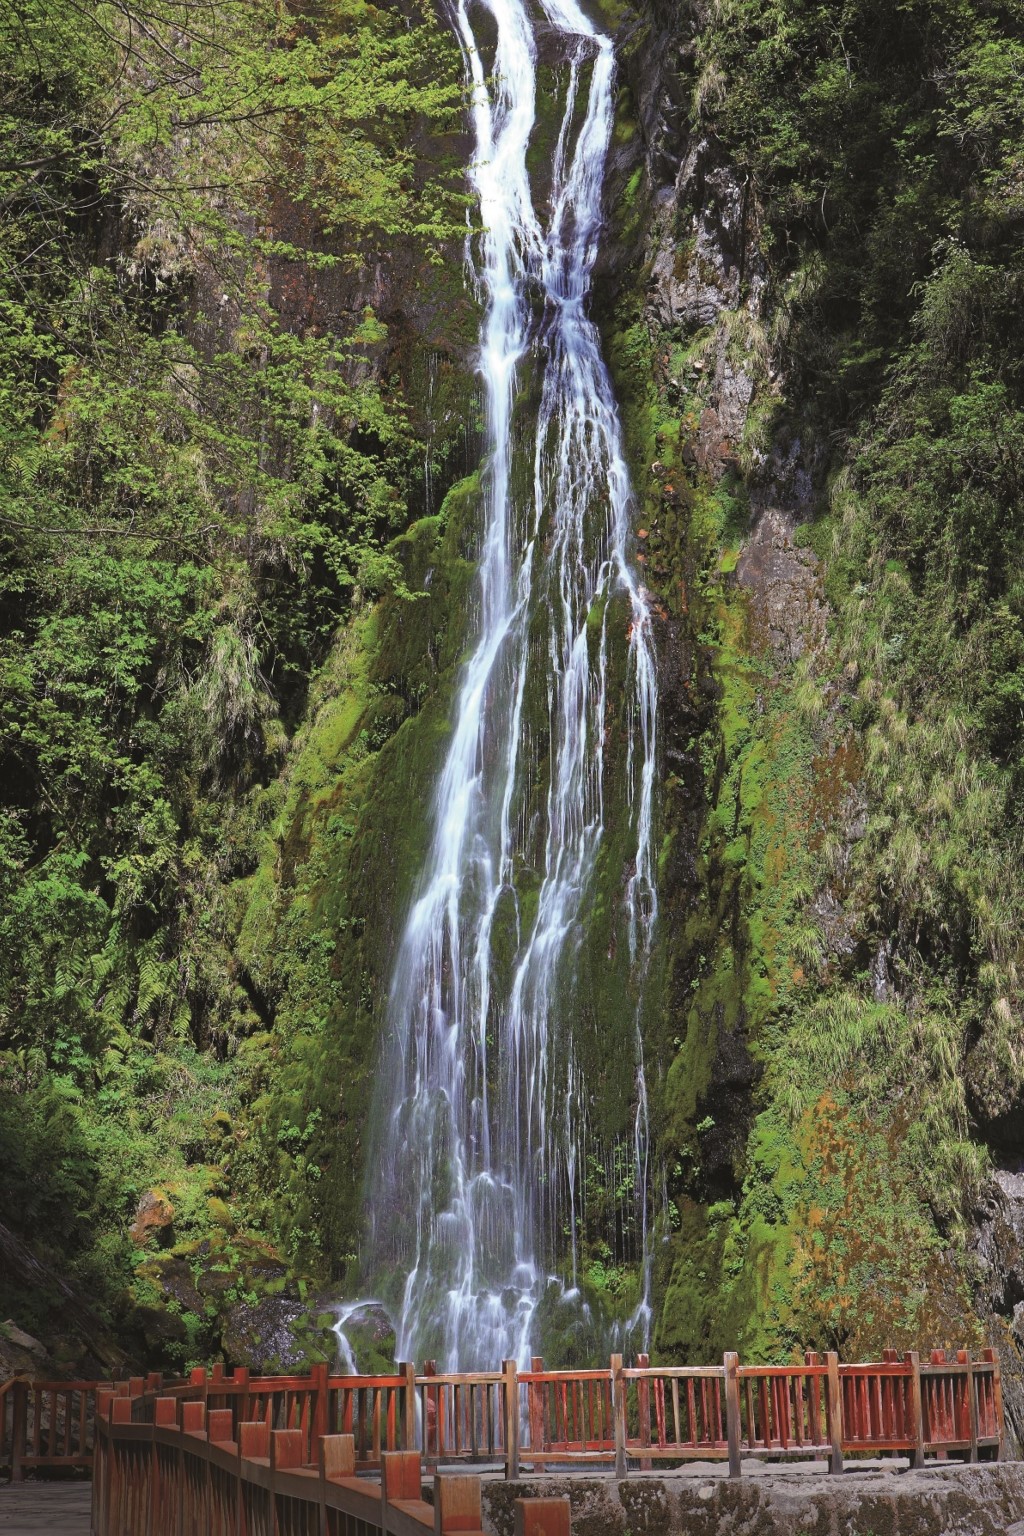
[358,0,659,1372]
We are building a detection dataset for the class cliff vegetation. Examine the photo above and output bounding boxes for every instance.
[2,0,1023,1386]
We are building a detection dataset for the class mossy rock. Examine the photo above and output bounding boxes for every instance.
[207,1197,236,1233]
[221,1297,337,1372]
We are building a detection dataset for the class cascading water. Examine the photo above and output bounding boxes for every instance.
[355,0,658,1372]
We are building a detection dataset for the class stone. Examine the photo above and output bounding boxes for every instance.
[482,1465,1024,1536]
[972,1174,1024,1317]
[139,1255,205,1316]
[334,1301,397,1374]
[735,505,828,666]
[221,1295,313,1371]
[130,1188,175,1245]
[206,1196,236,1232]
[1,1320,47,1356]
[133,1304,189,1356]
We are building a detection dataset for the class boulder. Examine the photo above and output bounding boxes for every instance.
[221,1296,311,1371]
[2,1320,46,1356]
[130,1189,175,1246]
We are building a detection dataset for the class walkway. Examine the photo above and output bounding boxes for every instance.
[0,1481,90,1534]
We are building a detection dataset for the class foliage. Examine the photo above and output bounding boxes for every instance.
[0,0,468,1353]
[614,0,1024,1360]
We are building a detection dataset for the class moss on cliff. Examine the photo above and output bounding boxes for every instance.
[226,471,482,1284]
[603,0,1019,1366]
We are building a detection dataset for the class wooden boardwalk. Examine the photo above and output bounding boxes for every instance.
[0,1481,91,1533]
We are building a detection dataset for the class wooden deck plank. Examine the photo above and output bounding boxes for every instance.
[0,1481,91,1534]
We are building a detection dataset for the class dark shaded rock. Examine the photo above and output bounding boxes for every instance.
[969,1174,1024,1454]
[2,1320,45,1357]
[972,1171,1024,1318]
[133,1304,189,1356]
[140,1256,205,1317]
[694,1006,762,1200]
[0,1318,53,1381]
[195,1265,237,1300]
[0,1220,128,1374]
[221,1295,310,1370]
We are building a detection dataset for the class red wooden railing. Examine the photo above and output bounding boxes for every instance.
[1,1376,126,1479]
[522,1360,614,1463]
[2,1346,1004,1483]
[93,1424,512,1536]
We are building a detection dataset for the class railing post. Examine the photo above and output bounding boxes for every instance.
[10,1381,26,1482]
[930,1349,950,1459]
[110,1397,132,1536]
[528,1357,544,1461]
[423,1361,437,1461]
[101,1402,112,1536]
[93,1392,113,1536]
[636,1353,651,1471]
[957,1350,978,1463]
[906,1351,925,1469]
[149,1405,162,1536]
[825,1353,843,1474]
[176,1406,186,1536]
[402,1362,417,1450]
[318,1433,328,1536]
[233,1366,251,1438]
[312,1361,329,1451]
[805,1351,823,1445]
[502,1359,520,1479]
[723,1353,742,1479]
[108,1399,120,1536]
[983,1347,1005,1460]
[610,1355,626,1480]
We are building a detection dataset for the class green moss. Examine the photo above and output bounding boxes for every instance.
[226,471,483,1280]
[597,63,963,1361]
[207,1197,235,1232]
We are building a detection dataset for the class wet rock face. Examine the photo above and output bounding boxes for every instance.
[970,1171,1024,1454]
[973,1171,1024,1319]
[734,505,827,667]
[334,1301,397,1374]
[631,56,830,691]
[645,142,761,337]
[220,1296,311,1370]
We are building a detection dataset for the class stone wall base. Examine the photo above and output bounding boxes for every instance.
[480,1462,1024,1536]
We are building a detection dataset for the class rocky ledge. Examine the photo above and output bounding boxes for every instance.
[481,1463,1024,1536]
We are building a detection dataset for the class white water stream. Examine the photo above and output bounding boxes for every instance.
[352,0,658,1372]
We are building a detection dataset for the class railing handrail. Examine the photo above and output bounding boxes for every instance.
[1,1377,112,1392]
[622,1364,725,1378]
[413,1372,504,1386]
